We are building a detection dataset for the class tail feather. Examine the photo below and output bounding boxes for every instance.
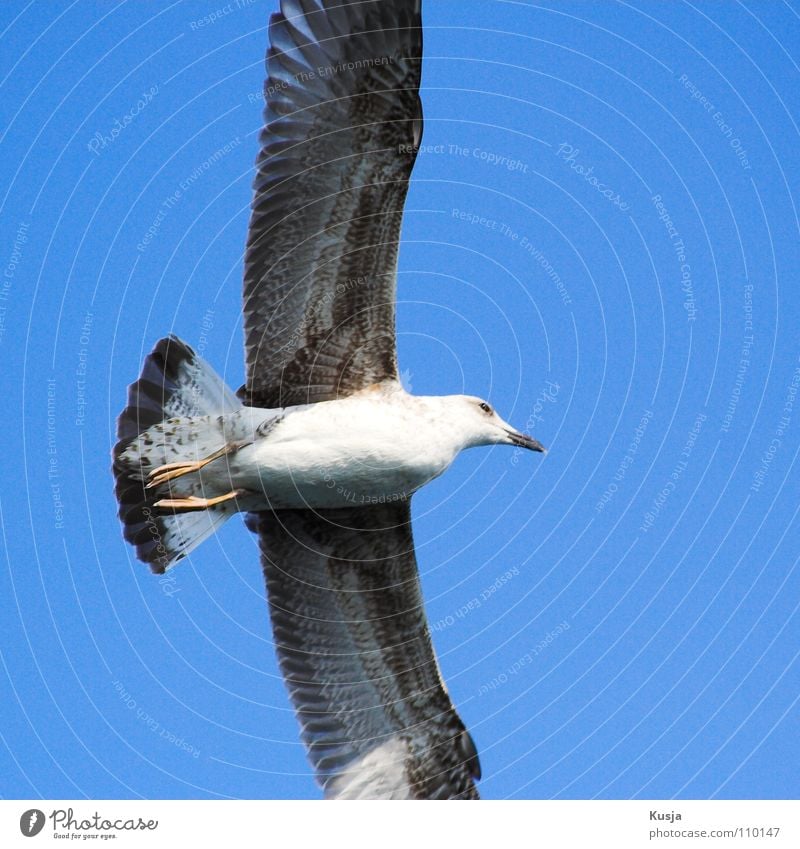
[113,335,242,573]
[116,335,239,443]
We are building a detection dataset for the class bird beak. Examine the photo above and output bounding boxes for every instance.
[505,429,546,453]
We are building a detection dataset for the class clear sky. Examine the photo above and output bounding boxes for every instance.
[1,0,799,800]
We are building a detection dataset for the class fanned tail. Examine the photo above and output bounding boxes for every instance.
[112,335,242,573]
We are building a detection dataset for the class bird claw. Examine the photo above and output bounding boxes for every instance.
[146,461,202,489]
[153,490,243,511]
[146,444,237,489]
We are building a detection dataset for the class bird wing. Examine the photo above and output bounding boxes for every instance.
[242,0,479,799]
[241,0,423,409]
[247,503,481,799]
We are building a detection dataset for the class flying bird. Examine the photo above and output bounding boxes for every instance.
[113,0,543,799]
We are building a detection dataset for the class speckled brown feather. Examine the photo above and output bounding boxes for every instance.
[243,0,480,799]
[241,0,423,409]
[248,502,480,799]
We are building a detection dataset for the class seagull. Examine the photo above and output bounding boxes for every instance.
[113,0,544,800]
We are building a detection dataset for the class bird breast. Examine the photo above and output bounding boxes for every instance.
[228,395,456,509]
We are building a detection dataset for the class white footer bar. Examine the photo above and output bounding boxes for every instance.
[3,800,797,847]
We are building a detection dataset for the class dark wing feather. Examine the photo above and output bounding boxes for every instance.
[243,0,478,799]
[242,0,423,408]
[248,502,480,799]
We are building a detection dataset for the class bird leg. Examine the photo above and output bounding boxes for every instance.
[153,490,244,511]
[146,443,239,489]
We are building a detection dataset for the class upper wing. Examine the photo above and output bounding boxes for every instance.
[243,0,477,799]
[242,0,423,408]
[248,502,481,799]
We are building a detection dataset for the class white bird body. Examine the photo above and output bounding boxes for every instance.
[122,373,539,514]
[231,388,458,509]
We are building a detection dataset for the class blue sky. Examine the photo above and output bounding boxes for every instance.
[1,0,799,800]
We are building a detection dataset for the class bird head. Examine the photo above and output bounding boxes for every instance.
[445,395,545,453]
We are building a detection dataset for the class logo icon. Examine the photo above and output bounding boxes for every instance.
[19,809,45,837]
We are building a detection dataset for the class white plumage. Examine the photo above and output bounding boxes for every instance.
[119,344,540,531]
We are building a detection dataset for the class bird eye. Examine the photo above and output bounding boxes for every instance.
[479,402,492,414]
